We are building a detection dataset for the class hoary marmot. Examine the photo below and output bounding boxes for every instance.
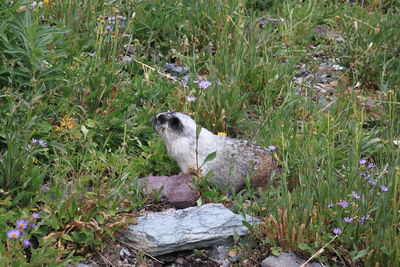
[151,112,277,191]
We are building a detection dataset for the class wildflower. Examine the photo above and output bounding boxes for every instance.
[368,179,377,186]
[253,159,260,165]
[31,138,38,145]
[359,159,367,165]
[351,192,361,199]
[344,217,353,223]
[186,96,196,102]
[38,140,47,147]
[25,144,33,152]
[105,25,113,31]
[268,145,276,151]
[199,81,211,89]
[359,217,365,225]
[368,163,375,168]
[380,185,388,192]
[327,203,334,208]
[120,16,127,20]
[30,223,36,228]
[16,219,28,229]
[338,201,348,208]
[198,80,211,89]
[40,184,50,191]
[123,33,131,37]
[32,212,40,219]
[23,240,31,247]
[89,52,95,57]
[122,56,133,62]
[7,229,21,239]
[218,132,227,137]
[333,228,342,235]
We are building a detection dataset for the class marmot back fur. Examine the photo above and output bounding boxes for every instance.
[151,112,277,191]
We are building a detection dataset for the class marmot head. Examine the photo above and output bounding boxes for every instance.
[151,112,197,142]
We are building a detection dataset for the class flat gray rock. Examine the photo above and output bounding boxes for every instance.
[261,251,324,267]
[120,203,259,256]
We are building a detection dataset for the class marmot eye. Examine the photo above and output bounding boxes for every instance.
[168,117,183,134]
[158,114,166,124]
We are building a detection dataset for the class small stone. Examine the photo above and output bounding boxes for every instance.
[123,44,135,54]
[261,251,323,267]
[164,63,189,77]
[137,173,198,209]
[209,246,229,261]
[228,250,238,258]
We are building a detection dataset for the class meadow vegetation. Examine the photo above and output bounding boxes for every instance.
[0,0,399,266]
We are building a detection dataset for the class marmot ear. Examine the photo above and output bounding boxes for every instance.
[168,116,183,134]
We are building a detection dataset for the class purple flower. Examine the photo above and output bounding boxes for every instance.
[359,217,365,224]
[32,212,40,219]
[30,223,36,228]
[333,228,342,235]
[268,145,276,151]
[380,185,388,192]
[23,240,31,247]
[344,217,353,223]
[368,163,375,168]
[120,16,127,20]
[360,172,366,178]
[31,138,38,144]
[105,25,113,31]
[7,229,21,239]
[25,144,33,152]
[89,52,95,57]
[369,179,377,186]
[351,192,361,199]
[359,159,367,165]
[16,219,28,229]
[38,140,47,147]
[123,33,131,37]
[198,80,211,89]
[327,203,334,208]
[253,159,260,165]
[40,184,50,191]
[186,96,196,102]
[338,201,348,208]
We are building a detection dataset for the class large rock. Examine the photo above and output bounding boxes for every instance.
[137,173,198,209]
[261,251,324,267]
[119,203,259,256]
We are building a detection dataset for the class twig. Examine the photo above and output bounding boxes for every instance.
[118,240,164,264]
[344,15,379,31]
[98,251,117,267]
[299,235,337,267]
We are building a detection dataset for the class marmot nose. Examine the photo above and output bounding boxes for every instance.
[150,115,157,127]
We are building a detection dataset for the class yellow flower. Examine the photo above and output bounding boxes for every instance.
[43,0,51,4]
[218,132,227,137]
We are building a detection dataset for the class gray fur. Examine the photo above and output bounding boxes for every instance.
[151,112,275,191]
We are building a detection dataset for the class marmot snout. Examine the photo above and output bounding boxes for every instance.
[151,112,277,191]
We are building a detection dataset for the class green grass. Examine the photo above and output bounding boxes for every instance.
[0,0,399,265]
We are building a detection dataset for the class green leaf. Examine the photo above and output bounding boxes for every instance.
[203,151,217,164]
[242,220,253,231]
[61,234,73,242]
[271,246,282,256]
[298,243,312,251]
[352,248,369,261]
